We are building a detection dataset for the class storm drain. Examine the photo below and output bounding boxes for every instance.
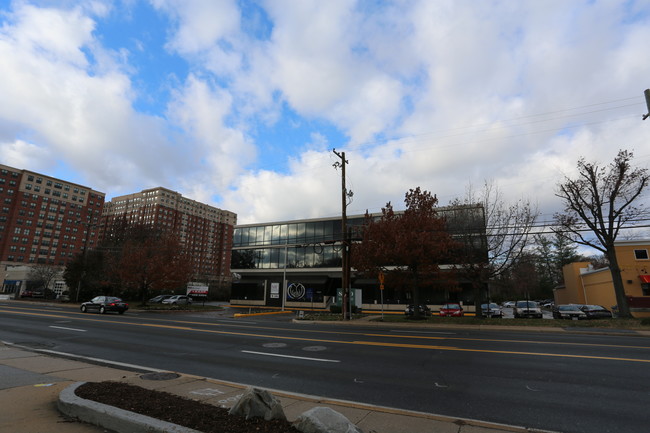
[139,372,180,381]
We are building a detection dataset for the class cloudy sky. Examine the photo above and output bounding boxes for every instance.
[1,0,649,228]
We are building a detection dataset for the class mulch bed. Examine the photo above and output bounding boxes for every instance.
[75,381,299,433]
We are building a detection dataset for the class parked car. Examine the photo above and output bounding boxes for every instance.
[162,295,192,305]
[404,304,432,317]
[502,301,515,308]
[439,303,464,317]
[80,296,129,314]
[578,304,613,319]
[552,304,587,320]
[481,303,503,318]
[20,290,33,298]
[148,294,173,304]
[513,300,543,319]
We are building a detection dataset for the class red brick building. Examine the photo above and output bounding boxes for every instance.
[100,187,236,281]
[0,164,105,267]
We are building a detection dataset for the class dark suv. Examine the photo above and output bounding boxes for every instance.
[404,304,432,317]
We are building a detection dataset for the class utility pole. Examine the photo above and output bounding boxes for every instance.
[333,149,351,320]
[75,219,96,303]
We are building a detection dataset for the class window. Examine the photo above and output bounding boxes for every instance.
[634,249,649,260]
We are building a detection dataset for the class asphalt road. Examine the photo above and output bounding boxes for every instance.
[1,301,648,433]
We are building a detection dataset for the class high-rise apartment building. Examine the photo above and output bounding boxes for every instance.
[101,187,236,279]
[0,164,105,267]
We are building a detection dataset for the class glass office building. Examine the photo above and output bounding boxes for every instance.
[230,205,486,310]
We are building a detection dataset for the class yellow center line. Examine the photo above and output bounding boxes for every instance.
[3,307,650,364]
[363,332,650,350]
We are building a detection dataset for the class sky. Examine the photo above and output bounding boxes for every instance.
[0,0,649,232]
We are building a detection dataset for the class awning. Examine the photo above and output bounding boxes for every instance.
[639,275,650,283]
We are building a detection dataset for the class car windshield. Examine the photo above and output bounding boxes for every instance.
[517,301,537,307]
[583,305,605,310]
[481,303,499,309]
[443,304,460,309]
[559,305,579,311]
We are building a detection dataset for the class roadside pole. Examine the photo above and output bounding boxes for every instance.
[379,271,385,321]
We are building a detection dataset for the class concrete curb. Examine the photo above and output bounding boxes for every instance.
[58,382,200,433]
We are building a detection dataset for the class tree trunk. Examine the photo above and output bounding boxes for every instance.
[607,250,631,318]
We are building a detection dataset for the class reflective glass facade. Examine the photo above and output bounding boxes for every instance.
[232,217,363,270]
[231,206,485,271]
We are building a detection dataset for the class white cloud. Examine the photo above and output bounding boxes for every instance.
[1,0,648,232]
[166,74,256,198]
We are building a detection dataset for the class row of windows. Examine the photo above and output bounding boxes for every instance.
[232,245,344,270]
[24,184,86,202]
[0,169,19,177]
[26,175,87,195]
[5,252,76,263]
[234,220,348,248]
[7,241,83,251]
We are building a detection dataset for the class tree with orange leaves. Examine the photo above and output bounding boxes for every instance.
[352,187,459,319]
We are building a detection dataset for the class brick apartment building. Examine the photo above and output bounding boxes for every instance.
[0,164,105,295]
[0,164,105,265]
[100,187,237,282]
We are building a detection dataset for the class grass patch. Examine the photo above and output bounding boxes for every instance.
[137,304,223,312]
[296,312,368,321]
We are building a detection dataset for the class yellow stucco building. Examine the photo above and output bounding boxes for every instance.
[554,240,650,318]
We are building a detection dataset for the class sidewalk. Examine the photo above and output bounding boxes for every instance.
[0,341,553,433]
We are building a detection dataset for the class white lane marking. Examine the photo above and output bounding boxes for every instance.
[49,326,86,332]
[434,382,448,388]
[241,350,340,363]
[190,388,225,396]
[391,330,456,335]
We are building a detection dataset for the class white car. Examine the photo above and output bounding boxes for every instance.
[513,300,543,319]
[161,295,192,305]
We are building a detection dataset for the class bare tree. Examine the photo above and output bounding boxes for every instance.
[113,226,195,305]
[451,181,539,316]
[554,150,649,318]
[28,264,62,298]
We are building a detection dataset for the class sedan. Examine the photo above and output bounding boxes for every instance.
[439,303,464,317]
[80,296,128,314]
[579,304,613,319]
[481,303,503,318]
[552,304,587,320]
[148,294,173,304]
[162,295,192,305]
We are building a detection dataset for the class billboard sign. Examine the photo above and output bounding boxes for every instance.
[187,283,208,298]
